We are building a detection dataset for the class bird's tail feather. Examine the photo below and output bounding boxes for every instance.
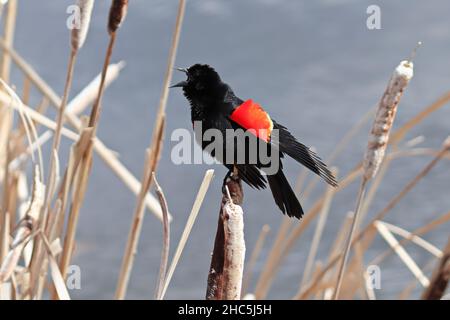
[267,170,304,219]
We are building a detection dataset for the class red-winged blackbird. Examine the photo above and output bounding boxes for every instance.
[171,64,337,219]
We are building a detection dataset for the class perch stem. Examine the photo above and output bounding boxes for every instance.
[206,174,245,300]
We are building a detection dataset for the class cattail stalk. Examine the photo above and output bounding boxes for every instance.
[115,0,185,300]
[206,173,245,300]
[422,237,450,300]
[222,199,245,300]
[47,0,127,300]
[47,0,94,200]
[32,0,94,299]
[88,0,127,128]
[299,138,450,299]
[43,0,95,241]
[57,128,94,283]
[67,61,125,115]
[222,201,245,300]
[0,0,17,82]
[86,36,115,128]
[0,38,168,221]
[263,86,450,299]
[63,0,128,252]
[0,0,17,265]
[0,85,164,222]
[333,58,415,299]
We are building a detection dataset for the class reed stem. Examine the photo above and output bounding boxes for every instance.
[333,178,367,299]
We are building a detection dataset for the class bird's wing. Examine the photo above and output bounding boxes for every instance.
[233,164,267,190]
[228,99,337,187]
[229,99,273,143]
[272,121,337,187]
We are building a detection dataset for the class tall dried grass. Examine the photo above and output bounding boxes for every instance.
[115,0,185,299]
[0,1,448,301]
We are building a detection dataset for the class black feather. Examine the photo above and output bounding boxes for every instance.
[273,121,338,187]
[267,169,304,218]
[232,164,267,190]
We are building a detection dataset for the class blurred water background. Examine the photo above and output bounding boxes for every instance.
[10,0,450,299]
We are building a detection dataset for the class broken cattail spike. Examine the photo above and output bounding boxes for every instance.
[108,0,129,35]
[71,0,95,51]
[406,41,422,67]
[363,60,414,180]
[225,185,233,205]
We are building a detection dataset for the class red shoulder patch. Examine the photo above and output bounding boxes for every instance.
[229,99,273,142]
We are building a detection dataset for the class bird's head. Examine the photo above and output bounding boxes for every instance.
[171,64,224,104]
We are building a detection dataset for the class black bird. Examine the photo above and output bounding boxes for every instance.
[171,64,337,218]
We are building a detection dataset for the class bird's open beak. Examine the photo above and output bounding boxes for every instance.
[169,80,187,88]
[170,67,188,88]
[175,67,188,74]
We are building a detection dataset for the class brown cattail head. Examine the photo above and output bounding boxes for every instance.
[363,60,414,180]
[71,0,95,52]
[108,0,129,35]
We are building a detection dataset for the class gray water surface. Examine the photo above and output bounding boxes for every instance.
[12,0,450,299]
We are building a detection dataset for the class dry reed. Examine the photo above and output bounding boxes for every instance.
[0,0,16,82]
[0,166,43,283]
[115,0,185,299]
[333,57,415,299]
[241,224,270,296]
[0,1,448,301]
[299,140,450,298]
[41,2,95,291]
[153,173,170,300]
[0,39,164,219]
[301,171,337,289]
[48,0,94,173]
[374,221,430,287]
[160,169,215,299]
[422,237,450,300]
[48,0,128,299]
[58,0,128,283]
